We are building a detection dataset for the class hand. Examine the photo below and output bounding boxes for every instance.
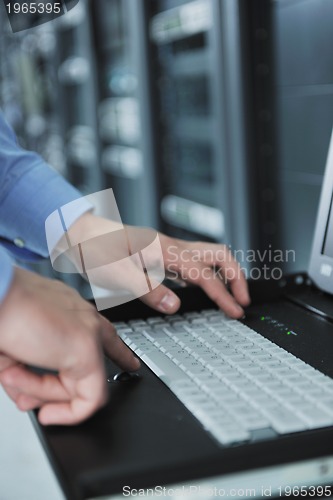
[0,267,140,425]
[144,234,251,318]
[66,213,250,318]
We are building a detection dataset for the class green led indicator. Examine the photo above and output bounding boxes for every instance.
[287,331,291,335]
[260,316,265,321]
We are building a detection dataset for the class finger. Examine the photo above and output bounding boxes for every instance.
[0,365,71,402]
[2,383,42,410]
[1,383,20,404]
[217,255,250,307]
[199,269,244,318]
[99,315,141,370]
[16,393,43,411]
[225,268,250,308]
[138,257,181,313]
[38,400,97,426]
[182,264,245,318]
[87,254,149,301]
[140,282,181,314]
[38,370,108,426]
[0,354,16,372]
[197,243,251,307]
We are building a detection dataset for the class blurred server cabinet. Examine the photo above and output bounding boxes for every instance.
[56,0,102,194]
[273,0,333,272]
[0,9,65,174]
[90,0,158,227]
[148,0,258,258]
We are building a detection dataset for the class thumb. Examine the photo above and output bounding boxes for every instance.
[140,282,181,314]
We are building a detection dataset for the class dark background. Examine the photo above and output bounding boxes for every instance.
[0,0,332,294]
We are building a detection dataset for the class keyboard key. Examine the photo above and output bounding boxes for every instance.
[238,414,271,431]
[210,425,250,445]
[261,406,307,434]
[296,406,333,429]
[141,353,187,384]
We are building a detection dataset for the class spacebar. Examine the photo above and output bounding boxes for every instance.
[141,353,188,384]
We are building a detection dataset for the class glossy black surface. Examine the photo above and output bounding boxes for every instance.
[32,277,333,500]
[110,371,142,383]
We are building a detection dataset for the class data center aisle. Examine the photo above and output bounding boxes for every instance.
[0,387,64,500]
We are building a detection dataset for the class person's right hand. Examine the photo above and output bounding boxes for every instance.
[0,267,140,425]
[59,214,250,318]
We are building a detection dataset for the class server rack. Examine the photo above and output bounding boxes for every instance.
[241,0,282,269]
[0,7,65,174]
[147,0,262,265]
[90,0,159,228]
[56,0,102,195]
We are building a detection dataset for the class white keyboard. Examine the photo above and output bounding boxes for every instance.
[115,309,333,446]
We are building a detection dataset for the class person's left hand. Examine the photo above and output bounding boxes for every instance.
[0,267,140,425]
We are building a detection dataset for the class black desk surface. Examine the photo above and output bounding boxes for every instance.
[31,276,333,499]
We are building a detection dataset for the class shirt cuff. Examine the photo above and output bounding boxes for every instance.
[0,162,92,258]
[0,247,14,303]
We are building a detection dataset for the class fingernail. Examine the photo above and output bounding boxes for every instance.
[133,357,141,369]
[158,293,179,312]
[39,414,51,426]
[236,305,244,316]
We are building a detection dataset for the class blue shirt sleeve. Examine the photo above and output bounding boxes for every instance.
[0,246,14,303]
[0,110,92,302]
[0,110,92,256]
